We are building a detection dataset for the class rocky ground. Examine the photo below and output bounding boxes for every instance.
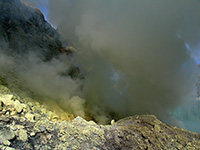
[0,84,200,150]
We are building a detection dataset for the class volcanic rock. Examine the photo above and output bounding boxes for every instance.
[18,129,28,142]
[13,100,25,113]
[0,88,200,149]
[0,128,15,146]
[0,0,82,89]
[25,112,35,122]
[0,0,62,59]
[0,94,13,106]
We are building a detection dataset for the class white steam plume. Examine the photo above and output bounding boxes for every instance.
[0,44,85,118]
[43,0,200,125]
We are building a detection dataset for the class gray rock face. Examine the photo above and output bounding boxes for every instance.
[0,0,62,60]
[0,0,81,88]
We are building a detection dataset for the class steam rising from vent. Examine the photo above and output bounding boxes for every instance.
[45,0,200,124]
[1,0,200,126]
[0,47,85,118]
[19,53,86,117]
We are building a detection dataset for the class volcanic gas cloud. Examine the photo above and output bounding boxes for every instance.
[1,0,200,127]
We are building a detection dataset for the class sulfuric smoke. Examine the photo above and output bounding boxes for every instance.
[2,0,200,127]
[45,0,200,124]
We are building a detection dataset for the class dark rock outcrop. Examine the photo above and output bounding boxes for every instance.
[0,0,63,60]
[0,0,80,86]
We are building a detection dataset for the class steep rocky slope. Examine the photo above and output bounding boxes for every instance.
[0,0,80,93]
[0,0,200,149]
[0,0,63,59]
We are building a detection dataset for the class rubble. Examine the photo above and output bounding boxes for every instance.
[0,84,199,149]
